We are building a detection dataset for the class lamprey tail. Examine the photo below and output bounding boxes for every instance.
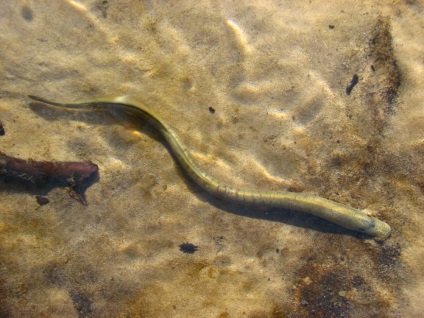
[29,95,392,240]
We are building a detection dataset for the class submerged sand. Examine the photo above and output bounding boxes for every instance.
[1,1,423,317]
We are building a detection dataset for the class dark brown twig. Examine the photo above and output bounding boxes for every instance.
[0,151,99,204]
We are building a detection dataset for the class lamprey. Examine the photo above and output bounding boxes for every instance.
[29,95,392,239]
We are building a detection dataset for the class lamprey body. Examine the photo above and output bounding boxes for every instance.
[29,95,392,239]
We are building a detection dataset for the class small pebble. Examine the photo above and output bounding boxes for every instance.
[36,195,50,206]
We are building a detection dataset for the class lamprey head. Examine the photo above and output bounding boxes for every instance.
[362,216,392,240]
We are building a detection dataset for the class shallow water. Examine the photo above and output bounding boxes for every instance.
[1,1,423,317]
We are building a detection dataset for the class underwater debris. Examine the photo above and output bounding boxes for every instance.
[36,195,50,206]
[0,151,98,204]
[179,243,198,254]
[346,74,359,95]
[21,6,33,22]
[0,120,4,136]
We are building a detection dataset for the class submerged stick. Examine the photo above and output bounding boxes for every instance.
[0,151,98,204]
[29,95,391,239]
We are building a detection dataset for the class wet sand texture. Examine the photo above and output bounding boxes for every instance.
[0,1,423,317]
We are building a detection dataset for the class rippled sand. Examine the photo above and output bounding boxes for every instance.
[0,1,423,317]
